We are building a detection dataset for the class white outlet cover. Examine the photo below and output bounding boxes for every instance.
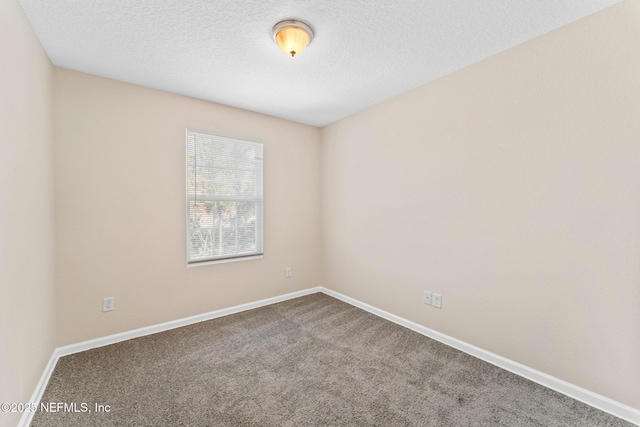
[433,293,442,308]
[423,291,432,305]
[103,297,114,312]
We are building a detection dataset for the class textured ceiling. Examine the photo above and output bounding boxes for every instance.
[18,0,620,127]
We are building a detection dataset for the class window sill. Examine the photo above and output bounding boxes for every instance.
[187,254,263,267]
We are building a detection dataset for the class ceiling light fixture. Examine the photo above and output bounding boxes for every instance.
[272,20,314,58]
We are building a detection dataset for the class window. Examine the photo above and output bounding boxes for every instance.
[186,129,263,265]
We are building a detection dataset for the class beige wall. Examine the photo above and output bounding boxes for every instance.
[54,69,322,346]
[321,1,640,409]
[0,0,55,426]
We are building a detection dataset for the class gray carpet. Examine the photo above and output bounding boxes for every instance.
[31,293,633,426]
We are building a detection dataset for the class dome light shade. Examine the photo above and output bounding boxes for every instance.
[272,20,314,57]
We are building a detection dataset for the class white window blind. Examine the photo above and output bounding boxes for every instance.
[186,129,263,264]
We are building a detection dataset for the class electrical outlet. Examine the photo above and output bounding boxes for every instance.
[103,297,114,312]
[423,291,432,305]
[433,293,442,308]
[286,267,292,278]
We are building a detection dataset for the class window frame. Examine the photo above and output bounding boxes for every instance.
[185,128,264,266]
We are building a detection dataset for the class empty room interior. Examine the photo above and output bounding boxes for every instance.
[1,0,640,426]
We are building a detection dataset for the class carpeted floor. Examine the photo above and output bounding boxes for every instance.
[31,293,633,426]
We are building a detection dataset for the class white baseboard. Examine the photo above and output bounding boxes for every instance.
[54,287,322,357]
[320,287,640,426]
[18,348,61,427]
[21,285,639,426]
